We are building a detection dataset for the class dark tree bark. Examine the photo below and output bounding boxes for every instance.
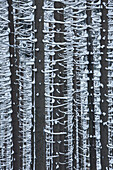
[100,0,108,169]
[34,0,46,169]
[53,2,67,169]
[73,52,76,170]
[8,0,20,169]
[31,16,35,170]
[86,1,96,169]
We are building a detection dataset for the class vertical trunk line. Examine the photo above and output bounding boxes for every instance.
[34,0,45,169]
[86,1,96,169]
[73,8,77,169]
[8,0,20,169]
[100,0,108,169]
[73,46,76,169]
[53,2,66,169]
[31,9,35,169]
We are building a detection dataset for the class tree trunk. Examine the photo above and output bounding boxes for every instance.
[35,0,46,169]
[8,0,20,169]
[86,1,96,169]
[53,2,67,169]
[100,0,108,169]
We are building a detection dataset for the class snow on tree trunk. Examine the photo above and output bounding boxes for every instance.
[1,0,113,169]
[100,0,109,169]
[44,0,54,169]
[0,0,13,169]
[64,2,74,169]
[92,1,101,169]
[107,0,113,169]
[53,2,67,169]
[86,0,96,169]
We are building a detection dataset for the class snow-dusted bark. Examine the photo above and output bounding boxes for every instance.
[44,1,74,169]
[64,2,74,169]
[1,0,113,169]
[8,0,20,168]
[91,1,101,169]
[11,0,34,169]
[86,0,96,168]
[73,1,90,169]
[44,0,54,169]
[107,0,113,169]
[100,0,109,169]
[53,2,67,170]
[0,1,12,169]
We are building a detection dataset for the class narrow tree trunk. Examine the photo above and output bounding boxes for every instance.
[31,16,35,170]
[53,2,67,169]
[100,0,108,169]
[73,52,76,169]
[8,0,20,169]
[73,8,77,167]
[86,1,96,169]
[19,66,24,169]
[34,0,45,169]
